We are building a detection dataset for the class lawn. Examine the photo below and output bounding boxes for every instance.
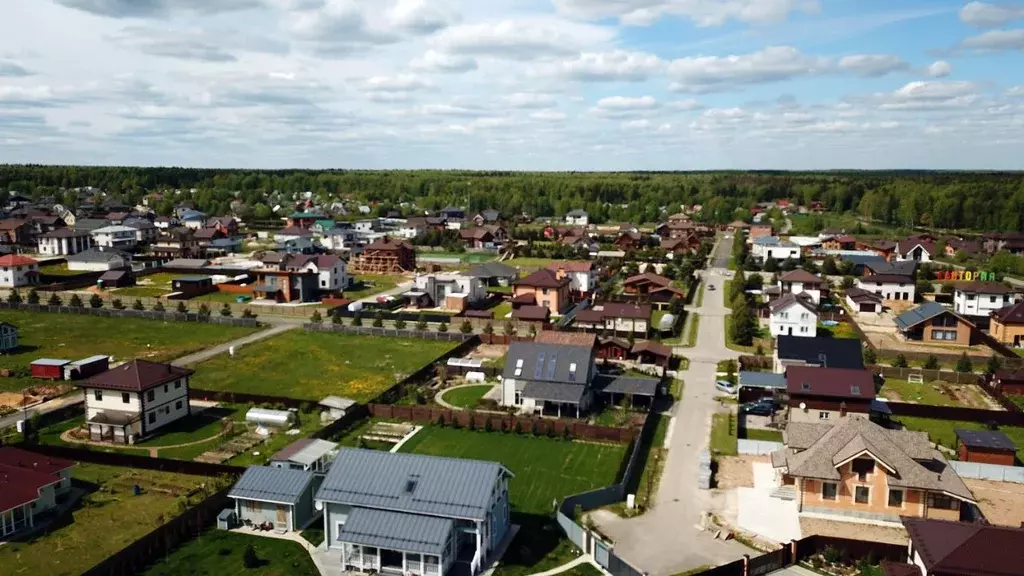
[0,309,259,394]
[879,379,957,406]
[895,416,1024,459]
[344,274,403,300]
[505,257,558,270]
[741,428,783,442]
[710,413,738,456]
[724,315,770,355]
[1011,395,1024,411]
[0,463,216,576]
[441,385,492,409]
[39,262,87,277]
[141,529,319,576]
[694,280,706,308]
[188,330,456,401]
[397,426,627,515]
[417,251,497,264]
[223,407,323,467]
[817,321,859,339]
[492,301,513,320]
[661,313,699,347]
[111,286,172,298]
[190,291,251,304]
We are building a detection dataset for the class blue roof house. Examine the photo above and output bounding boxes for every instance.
[315,448,514,576]
[228,466,318,533]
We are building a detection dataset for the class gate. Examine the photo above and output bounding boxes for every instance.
[594,538,610,567]
[747,547,790,576]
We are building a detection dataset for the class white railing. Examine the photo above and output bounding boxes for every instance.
[950,461,1024,484]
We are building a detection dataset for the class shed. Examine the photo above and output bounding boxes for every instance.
[270,438,339,473]
[246,407,295,428]
[171,275,215,297]
[955,429,1017,466]
[31,358,70,380]
[228,466,318,532]
[738,371,787,403]
[97,270,134,288]
[63,355,110,380]
[319,395,356,421]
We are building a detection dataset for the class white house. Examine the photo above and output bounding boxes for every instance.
[75,360,194,444]
[954,282,1016,318]
[772,269,827,305]
[321,228,359,252]
[412,273,487,307]
[37,228,92,256]
[896,238,935,263]
[288,254,349,293]
[123,218,159,243]
[66,247,131,272]
[844,287,883,314]
[0,255,39,288]
[769,293,818,338]
[91,225,139,249]
[856,273,915,302]
[546,261,597,295]
[564,209,589,226]
[751,236,801,263]
[0,446,75,539]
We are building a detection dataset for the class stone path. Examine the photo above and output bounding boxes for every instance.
[434,383,497,410]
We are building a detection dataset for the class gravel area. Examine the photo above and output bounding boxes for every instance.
[799,517,908,546]
[965,479,1024,527]
[715,455,768,489]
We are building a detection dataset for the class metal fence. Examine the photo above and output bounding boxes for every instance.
[950,461,1024,483]
[737,439,784,455]
[0,302,261,327]
[304,323,473,341]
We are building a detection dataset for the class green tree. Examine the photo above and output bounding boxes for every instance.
[372,309,384,328]
[88,293,103,308]
[415,313,427,331]
[175,301,187,313]
[986,354,1002,376]
[840,276,855,289]
[112,298,125,310]
[955,352,973,373]
[923,355,940,370]
[730,301,756,346]
[153,300,166,312]
[437,321,449,333]
[891,354,908,368]
[69,294,84,308]
[6,290,21,305]
[132,298,145,310]
[504,321,516,336]
[220,303,232,317]
[197,303,211,318]
[26,288,39,305]
[863,347,877,365]
[394,317,407,329]
[459,319,473,334]
[763,256,778,272]
[351,311,363,326]
[310,310,323,324]
[482,322,494,335]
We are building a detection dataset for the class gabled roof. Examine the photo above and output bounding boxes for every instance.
[630,339,671,357]
[954,428,1016,452]
[779,269,825,285]
[77,360,193,392]
[503,340,594,384]
[316,448,511,520]
[955,281,1015,295]
[512,305,550,321]
[0,218,30,230]
[844,287,883,304]
[600,302,651,319]
[365,236,413,251]
[514,268,570,289]
[786,366,874,399]
[0,254,38,267]
[902,517,1024,576]
[270,438,339,466]
[547,260,593,272]
[338,507,453,555]
[894,301,973,331]
[0,446,74,476]
[277,226,312,237]
[776,336,864,369]
[40,228,90,238]
[534,331,597,347]
[738,371,787,390]
[229,466,314,505]
[770,293,817,315]
[859,273,913,284]
[623,272,671,287]
[992,300,1024,324]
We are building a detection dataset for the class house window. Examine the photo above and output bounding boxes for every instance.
[175,380,181,389]
[934,315,958,327]
[819,411,830,419]
[164,384,168,393]
[514,390,522,405]
[855,486,870,504]
[542,288,549,295]
[852,459,875,481]
[146,390,155,402]
[122,393,130,403]
[816,482,837,501]
[175,400,183,410]
[799,326,808,333]
[246,500,260,512]
[931,329,958,341]
[929,493,957,510]
[148,412,156,424]
[94,390,103,402]
[967,294,976,301]
[888,489,904,508]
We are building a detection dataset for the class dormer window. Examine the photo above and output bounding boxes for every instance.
[852,458,875,481]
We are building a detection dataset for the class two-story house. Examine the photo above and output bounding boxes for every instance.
[774,335,864,373]
[785,365,878,423]
[896,238,935,262]
[501,333,597,417]
[767,269,827,305]
[894,301,978,347]
[91,225,139,250]
[752,237,801,263]
[283,253,350,294]
[990,300,1024,347]
[123,217,159,244]
[770,293,818,338]
[880,517,1023,576]
[0,447,75,538]
[572,302,651,336]
[857,273,915,302]
[564,209,589,226]
[410,273,486,310]
[771,418,975,525]
[316,448,513,576]
[511,269,572,316]
[37,228,92,256]
[0,255,39,288]
[547,261,597,297]
[953,281,1016,320]
[76,360,194,444]
[153,227,202,259]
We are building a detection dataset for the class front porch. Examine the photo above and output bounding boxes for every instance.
[0,502,35,538]
[340,543,445,576]
[86,411,141,444]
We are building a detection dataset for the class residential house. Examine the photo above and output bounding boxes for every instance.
[410,273,486,311]
[206,217,239,236]
[153,227,202,259]
[595,336,630,361]
[770,293,818,338]
[349,237,416,274]
[72,218,110,234]
[894,302,977,346]
[564,209,589,226]
[767,269,827,305]
[501,334,597,416]
[512,269,572,316]
[0,255,39,288]
[785,365,879,423]
[845,287,883,314]
[572,302,651,336]
[857,273,915,302]
[749,224,774,241]
[76,360,194,444]
[867,240,898,262]
[66,247,131,272]
[613,231,643,252]
[0,322,18,352]
[511,305,550,324]
[822,235,857,251]
[472,209,500,226]
[122,217,159,244]
[229,466,318,533]
[253,258,321,303]
[726,220,750,232]
[38,228,92,256]
[207,237,243,255]
[282,253,350,294]
[270,438,339,474]
[666,220,696,240]
[153,216,179,229]
[993,367,1024,396]
[316,449,512,576]
[953,281,1016,319]
[179,209,207,229]
[954,429,1016,466]
[774,335,864,372]
[547,261,597,297]
[661,235,699,256]
[0,219,35,245]
[990,300,1024,347]
[278,236,319,254]
[321,227,359,253]
[286,212,321,229]
[192,226,225,247]
[465,262,518,287]
[944,239,983,259]
[459,226,506,249]
[98,270,134,288]
[751,237,801,263]
[171,276,216,298]
[738,371,788,403]
[771,418,975,524]
[0,447,75,538]
[439,207,465,222]
[622,272,686,306]
[882,517,1024,576]
[560,233,599,254]
[630,340,672,367]
[91,225,139,250]
[897,238,936,263]
[276,226,314,243]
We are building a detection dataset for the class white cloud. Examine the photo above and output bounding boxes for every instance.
[959,28,1024,52]
[541,50,664,82]
[925,60,952,77]
[52,0,263,18]
[876,80,980,110]
[622,119,650,129]
[668,46,828,92]
[409,50,477,73]
[0,61,33,77]
[359,74,431,101]
[503,93,557,109]
[386,0,458,33]
[530,110,566,121]
[837,54,907,77]
[958,1,1024,28]
[593,95,658,110]
[552,0,820,27]
[106,26,288,62]
[431,18,615,60]
[1007,86,1024,96]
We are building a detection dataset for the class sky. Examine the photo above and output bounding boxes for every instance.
[1,0,1023,170]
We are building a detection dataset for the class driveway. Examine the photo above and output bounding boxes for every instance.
[591,235,748,575]
[737,463,801,544]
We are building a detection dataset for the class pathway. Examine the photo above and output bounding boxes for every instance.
[526,555,602,576]
[591,235,748,576]
[0,392,82,430]
[435,383,497,410]
[171,323,296,366]
[355,281,414,304]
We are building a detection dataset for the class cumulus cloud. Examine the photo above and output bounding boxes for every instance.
[668,46,829,93]
[359,74,431,101]
[530,110,567,121]
[958,1,1024,27]
[503,93,557,109]
[409,50,477,73]
[106,27,288,62]
[958,28,1024,52]
[386,0,458,33]
[837,54,908,77]
[53,0,263,18]
[552,0,820,27]
[590,95,659,117]
[0,61,33,77]
[1007,86,1024,96]
[876,80,979,110]
[431,18,615,60]
[539,50,664,82]
[925,60,952,77]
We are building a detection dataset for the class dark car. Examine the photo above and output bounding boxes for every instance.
[740,400,774,416]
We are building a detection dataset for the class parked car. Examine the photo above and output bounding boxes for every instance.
[708,284,716,291]
[715,380,737,394]
[740,399,774,416]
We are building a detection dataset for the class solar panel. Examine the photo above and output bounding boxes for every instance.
[546,354,558,379]
[534,353,545,379]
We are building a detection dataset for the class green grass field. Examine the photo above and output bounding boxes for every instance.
[505,257,558,270]
[38,262,87,277]
[398,426,627,515]
[188,330,455,401]
[0,309,259,394]
[896,416,1024,459]
[817,321,859,339]
[142,529,319,576]
[0,463,215,576]
[710,413,738,456]
[190,291,250,304]
[879,379,957,406]
[111,286,172,298]
[441,385,492,409]
[344,274,403,300]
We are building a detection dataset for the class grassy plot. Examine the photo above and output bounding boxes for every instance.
[0,463,215,576]
[141,529,319,576]
[0,309,259,393]
[440,385,493,409]
[710,413,738,456]
[38,262,87,276]
[896,416,1024,460]
[344,274,403,300]
[188,330,456,401]
[504,257,558,270]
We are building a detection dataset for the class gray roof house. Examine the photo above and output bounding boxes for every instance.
[65,247,131,271]
[315,448,513,576]
[466,262,519,286]
[270,438,338,474]
[229,465,318,533]
[500,336,597,417]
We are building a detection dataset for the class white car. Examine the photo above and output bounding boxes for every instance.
[715,380,737,395]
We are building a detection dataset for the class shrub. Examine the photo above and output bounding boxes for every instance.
[26,289,39,305]
[310,310,323,324]
[956,352,973,373]
[435,413,445,427]
[504,321,516,336]
[351,312,363,327]
[863,347,877,365]
[89,294,103,308]
[438,322,449,333]
[372,310,384,328]
[112,298,125,310]
[175,301,188,314]
[153,301,166,312]
[394,317,407,329]
[69,294,84,308]
[891,354,908,368]
[528,324,537,338]
[47,293,62,306]
[242,308,256,319]
[131,298,145,310]
[482,322,494,335]
[6,290,22,305]
[198,303,211,318]
[415,313,427,331]
[459,319,473,334]
[923,355,939,370]
[220,303,232,316]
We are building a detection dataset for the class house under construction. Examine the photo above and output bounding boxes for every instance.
[348,236,416,274]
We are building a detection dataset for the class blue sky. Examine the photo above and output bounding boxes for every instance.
[1,0,1022,170]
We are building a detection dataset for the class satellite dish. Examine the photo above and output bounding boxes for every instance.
[314,500,323,511]
[799,402,807,410]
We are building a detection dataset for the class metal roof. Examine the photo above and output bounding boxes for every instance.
[338,508,453,555]
[593,375,659,397]
[738,371,787,390]
[319,395,356,410]
[228,466,314,505]
[316,448,509,520]
[954,429,1016,451]
[502,341,594,384]
[31,358,70,366]
[893,301,955,330]
[71,355,109,366]
[521,381,587,403]
[776,336,864,370]
[270,438,338,466]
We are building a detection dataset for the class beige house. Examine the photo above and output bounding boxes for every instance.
[991,300,1024,347]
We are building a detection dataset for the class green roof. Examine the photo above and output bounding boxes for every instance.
[289,211,321,219]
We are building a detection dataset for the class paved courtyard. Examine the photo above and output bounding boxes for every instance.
[736,462,801,544]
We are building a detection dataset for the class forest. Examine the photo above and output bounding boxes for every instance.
[1,165,1022,232]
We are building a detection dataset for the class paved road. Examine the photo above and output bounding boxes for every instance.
[356,281,414,304]
[171,323,297,366]
[592,235,746,575]
[0,393,82,430]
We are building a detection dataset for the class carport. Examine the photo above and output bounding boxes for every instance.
[593,374,659,409]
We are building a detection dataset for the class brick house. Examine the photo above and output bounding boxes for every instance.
[893,302,978,346]
[771,418,975,525]
[990,300,1024,347]
[512,269,571,316]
